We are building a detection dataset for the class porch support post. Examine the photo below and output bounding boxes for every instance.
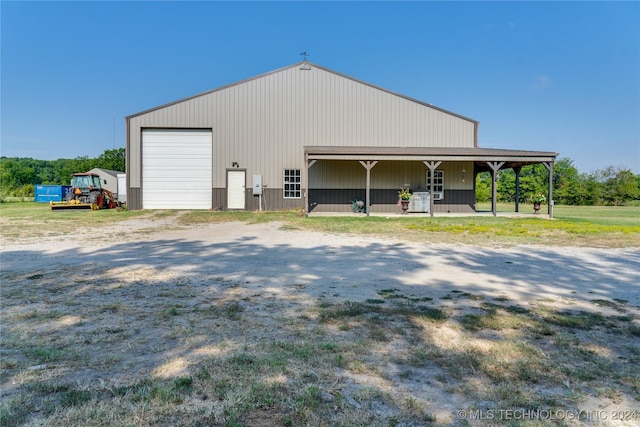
[423,161,442,217]
[513,166,522,213]
[473,164,478,212]
[359,160,378,217]
[543,162,554,218]
[305,157,316,216]
[486,161,505,217]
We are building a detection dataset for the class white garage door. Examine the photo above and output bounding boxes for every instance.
[142,129,212,209]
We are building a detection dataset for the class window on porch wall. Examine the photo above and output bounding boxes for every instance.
[283,169,301,199]
[427,170,444,193]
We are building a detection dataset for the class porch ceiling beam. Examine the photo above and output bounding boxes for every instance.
[307,154,556,163]
[359,160,378,169]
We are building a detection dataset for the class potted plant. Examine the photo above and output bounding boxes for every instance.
[398,188,411,214]
[529,192,546,214]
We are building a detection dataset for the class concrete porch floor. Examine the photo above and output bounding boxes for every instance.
[307,210,553,218]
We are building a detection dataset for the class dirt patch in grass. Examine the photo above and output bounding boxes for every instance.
[1,212,639,426]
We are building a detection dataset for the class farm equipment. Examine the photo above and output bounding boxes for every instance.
[50,173,120,210]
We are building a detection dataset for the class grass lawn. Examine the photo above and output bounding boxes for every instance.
[173,203,640,248]
[477,202,640,226]
[1,202,639,247]
[553,205,640,226]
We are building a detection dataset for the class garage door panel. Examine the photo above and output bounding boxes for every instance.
[142,130,212,209]
[144,168,212,177]
[143,148,212,157]
[144,176,210,183]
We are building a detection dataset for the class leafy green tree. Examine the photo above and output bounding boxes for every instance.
[553,158,581,205]
[493,165,548,203]
[17,184,34,198]
[53,157,94,185]
[601,167,639,205]
[38,164,56,184]
[96,148,125,172]
[496,169,516,202]
[0,159,37,189]
[475,172,492,202]
[581,172,604,205]
[519,164,548,202]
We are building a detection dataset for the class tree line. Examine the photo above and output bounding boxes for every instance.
[475,158,640,206]
[1,151,638,205]
[0,148,125,198]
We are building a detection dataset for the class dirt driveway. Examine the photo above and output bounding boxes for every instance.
[1,215,639,426]
[4,216,639,306]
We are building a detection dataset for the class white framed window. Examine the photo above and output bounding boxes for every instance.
[283,169,301,199]
[427,170,444,199]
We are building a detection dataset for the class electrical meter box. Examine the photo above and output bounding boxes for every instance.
[252,175,263,195]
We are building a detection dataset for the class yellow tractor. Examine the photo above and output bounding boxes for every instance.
[50,173,120,210]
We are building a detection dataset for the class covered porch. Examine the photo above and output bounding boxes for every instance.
[304,146,558,218]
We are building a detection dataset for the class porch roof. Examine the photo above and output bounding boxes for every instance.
[305,146,558,169]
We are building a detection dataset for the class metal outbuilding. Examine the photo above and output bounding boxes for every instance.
[86,168,123,196]
[126,62,557,216]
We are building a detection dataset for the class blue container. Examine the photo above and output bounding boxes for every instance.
[35,185,72,203]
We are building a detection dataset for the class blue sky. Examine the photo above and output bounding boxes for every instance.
[2,1,639,174]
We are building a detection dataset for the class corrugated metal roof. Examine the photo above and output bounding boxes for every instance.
[306,146,556,156]
[86,168,123,177]
[305,146,558,161]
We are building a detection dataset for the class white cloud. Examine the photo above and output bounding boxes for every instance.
[531,75,552,90]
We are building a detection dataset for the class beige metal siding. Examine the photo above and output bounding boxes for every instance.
[309,160,474,191]
[127,64,477,196]
[308,194,476,214]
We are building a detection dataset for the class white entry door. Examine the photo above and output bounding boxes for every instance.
[227,170,245,209]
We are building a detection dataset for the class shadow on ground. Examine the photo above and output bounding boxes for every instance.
[2,227,639,425]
